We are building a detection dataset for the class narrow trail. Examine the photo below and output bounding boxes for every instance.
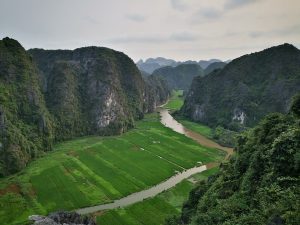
[76,107,233,215]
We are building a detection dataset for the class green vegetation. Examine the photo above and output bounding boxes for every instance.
[169,94,300,225]
[163,90,184,111]
[0,37,169,176]
[96,168,219,225]
[181,43,300,130]
[152,64,204,91]
[0,37,54,176]
[177,119,212,138]
[175,117,237,147]
[204,62,226,75]
[0,113,224,225]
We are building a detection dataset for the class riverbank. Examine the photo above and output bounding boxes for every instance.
[0,112,223,225]
[79,108,232,217]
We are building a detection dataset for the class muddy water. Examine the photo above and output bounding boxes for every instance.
[76,165,206,214]
[76,108,232,214]
[159,108,233,157]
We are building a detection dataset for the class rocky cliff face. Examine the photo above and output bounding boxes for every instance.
[143,74,170,110]
[29,47,149,138]
[0,38,169,176]
[181,44,300,130]
[29,211,96,225]
[0,38,54,176]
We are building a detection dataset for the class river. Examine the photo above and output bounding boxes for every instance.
[76,108,232,214]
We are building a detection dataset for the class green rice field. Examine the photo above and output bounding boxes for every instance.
[0,113,224,225]
[163,90,184,111]
[178,119,213,138]
[96,167,219,225]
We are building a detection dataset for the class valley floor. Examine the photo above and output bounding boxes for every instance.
[0,113,224,225]
[96,167,219,225]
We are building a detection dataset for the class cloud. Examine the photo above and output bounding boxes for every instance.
[108,32,198,44]
[249,24,300,38]
[84,16,101,25]
[197,8,223,20]
[170,0,187,11]
[192,0,261,23]
[108,36,165,44]
[126,14,146,22]
[224,0,261,10]
[170,32,198,41]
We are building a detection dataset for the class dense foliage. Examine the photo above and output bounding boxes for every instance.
[168,94,300,225]
[0,38,169,176]
[204,61,226,75]
[0,38,54,176]
[152,64,204,91]
[181,44,300,130]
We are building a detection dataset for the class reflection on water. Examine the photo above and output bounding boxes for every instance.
[76,108,232,214]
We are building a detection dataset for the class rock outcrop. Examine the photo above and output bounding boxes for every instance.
[0,37,169,176]
[29,212,96,225]
[181,43,300,130]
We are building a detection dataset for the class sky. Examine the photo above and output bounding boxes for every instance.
[0,0,299,62]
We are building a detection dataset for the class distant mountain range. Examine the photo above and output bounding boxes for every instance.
[137,57,224,74]
[152,64,204,91]
[181,43,300,130]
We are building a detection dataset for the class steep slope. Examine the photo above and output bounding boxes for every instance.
[0,38,54,176]
[0,38,169,176]
[137,57,178,74]
[198,59,222,69]
[29,47,152,138]
[144,74,170,110]
[204,61,226,75]
[181,44,300,129]
[137,57,222,74]
[152,64,204,91]
[29,47,170,139]
[168,94,300,225]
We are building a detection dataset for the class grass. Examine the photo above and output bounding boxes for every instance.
[163,90,184,111]
[177,119,213,138]
[163,89,213,138]
[0,113,224,225]
[96,167,219,225]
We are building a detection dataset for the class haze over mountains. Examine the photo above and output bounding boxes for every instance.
[0,37,300,225]
[138,58,227,92]
[137,57,224,74]
[152,64,204,91]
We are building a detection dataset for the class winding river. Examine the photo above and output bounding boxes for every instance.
[76,108,233,215]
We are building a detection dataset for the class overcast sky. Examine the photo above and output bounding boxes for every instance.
[1,0,299,61]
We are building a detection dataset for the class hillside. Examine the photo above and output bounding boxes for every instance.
[168,94,300,225]
[152,64,204,91]
[0,38,169,176]
[204,61,226,75]
[0,37,54,176]
[137,57,221,74]
[199,59,222,69]
[181,44,300,130]
[29,47,154,138]
[137,57,178,74]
